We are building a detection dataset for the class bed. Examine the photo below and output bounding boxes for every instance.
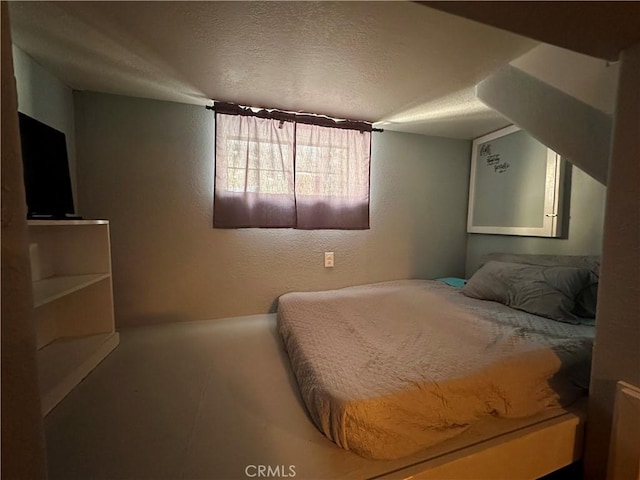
[277,255,598,463]
[42,254,599,479]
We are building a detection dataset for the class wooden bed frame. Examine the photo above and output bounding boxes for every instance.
[378,406,586,480]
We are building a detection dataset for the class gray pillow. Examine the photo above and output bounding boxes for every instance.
[462,261,593,324]
[573,275,599,317]
[477,253,600,317]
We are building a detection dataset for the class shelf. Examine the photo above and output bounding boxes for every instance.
[33,273,111,307]
[29,220,117,416]
[28,219,109,227]
[38,332,120,416]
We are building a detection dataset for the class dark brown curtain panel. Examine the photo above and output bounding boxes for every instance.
[214,103,371,229]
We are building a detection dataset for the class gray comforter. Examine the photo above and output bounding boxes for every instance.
[277,280,593,460]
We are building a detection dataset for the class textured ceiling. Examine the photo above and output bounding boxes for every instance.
[8,1,538,138]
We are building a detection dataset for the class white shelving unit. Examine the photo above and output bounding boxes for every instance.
[28,220,119,416]
[33,273,111,307]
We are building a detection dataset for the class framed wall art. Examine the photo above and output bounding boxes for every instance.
[467,125,564,237]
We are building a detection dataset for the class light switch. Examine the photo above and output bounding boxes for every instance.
[324,252,334,268]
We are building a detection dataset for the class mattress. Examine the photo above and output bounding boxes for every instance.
[277,280,594,460]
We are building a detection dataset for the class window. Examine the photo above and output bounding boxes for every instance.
[226,138,292,194]
[213,103,371,229]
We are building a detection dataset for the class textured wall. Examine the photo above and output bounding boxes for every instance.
[584,42,640,479]
[12,45,77,210]
[75,92,471,328]
[1,4,47,477]
[465,164,606,276]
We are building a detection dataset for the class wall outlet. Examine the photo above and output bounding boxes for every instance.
[324,252,334,268]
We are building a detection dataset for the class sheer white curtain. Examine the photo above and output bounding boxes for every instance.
[295,123,370,229]
[214,113,295,228]
[214,105,371,229]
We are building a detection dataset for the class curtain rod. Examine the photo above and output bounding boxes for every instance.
[205,104,384,132]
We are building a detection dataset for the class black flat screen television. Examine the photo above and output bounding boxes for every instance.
[18,112,75,219]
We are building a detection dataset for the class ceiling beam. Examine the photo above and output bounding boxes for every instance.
[477,65,611,185]
[420,1,640,61]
